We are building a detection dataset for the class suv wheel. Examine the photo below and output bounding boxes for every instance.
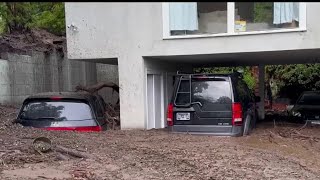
[243,114,251,136]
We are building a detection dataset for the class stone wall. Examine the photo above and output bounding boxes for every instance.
[0,51,97,105]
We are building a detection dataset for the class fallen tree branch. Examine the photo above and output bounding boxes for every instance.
[291,130,320,142]
[55,152,70,161]
[75,82,120,104]
[105,110,120,130]
[75,82,119,94]
[55,145,91,159]
[74,82,121,130]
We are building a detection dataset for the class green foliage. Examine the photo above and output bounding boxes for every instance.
[29,3,65,35]
[0,2,33,33]
[243,71,256,90]
[0,17,5,34]
[254,2,273,23]
[0,2,65,35]
[194,66,256,90]
[266,64,320,100]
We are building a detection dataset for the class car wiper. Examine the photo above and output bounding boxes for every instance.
[175,101,203,107]
[34,117,58,120]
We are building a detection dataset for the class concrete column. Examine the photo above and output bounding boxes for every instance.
[258,64,265,120]
[118,55,146,129]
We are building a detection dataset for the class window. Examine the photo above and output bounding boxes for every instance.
[169,2,227,36]
[163,2,306,38]
[174,78,232,107]
[19,101,93,121]
[297,92,320,105]
[192,80,232,106]
[235,2,299,32]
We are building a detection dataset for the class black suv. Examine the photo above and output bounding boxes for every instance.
[167,72,260,136]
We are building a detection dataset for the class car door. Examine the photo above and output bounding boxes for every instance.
[174,76,233,126]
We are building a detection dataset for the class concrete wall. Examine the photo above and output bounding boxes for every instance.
[0,59,10,104]
[65,3,320,129]
[0,51,97,105]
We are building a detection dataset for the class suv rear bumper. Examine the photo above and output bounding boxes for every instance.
[169,125,242,137]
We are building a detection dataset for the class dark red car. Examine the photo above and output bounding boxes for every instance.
[15,92,108,132]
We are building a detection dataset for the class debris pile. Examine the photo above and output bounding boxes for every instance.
[0,29,65,55]
[105,103,120,130]
[75,81,121,130]
[0,105,93,168]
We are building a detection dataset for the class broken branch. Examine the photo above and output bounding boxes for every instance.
[55,145,91,159]
[75,82,119,94]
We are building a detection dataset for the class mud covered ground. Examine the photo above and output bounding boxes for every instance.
[1,105,320,180]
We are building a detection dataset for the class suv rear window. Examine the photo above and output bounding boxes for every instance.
[193,80,232,104]
[19,100,94,121]
[175,78,232,106]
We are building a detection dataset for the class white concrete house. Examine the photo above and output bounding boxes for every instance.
[65,2,320,130]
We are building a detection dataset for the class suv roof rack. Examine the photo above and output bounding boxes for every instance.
[175,70,244,80]
[176,71,239,76]
[176,71,193,75]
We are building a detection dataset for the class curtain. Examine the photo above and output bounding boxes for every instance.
[273,2,299,24]
[169,3,198,31]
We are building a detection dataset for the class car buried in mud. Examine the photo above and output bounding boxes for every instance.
[14,92,108,132]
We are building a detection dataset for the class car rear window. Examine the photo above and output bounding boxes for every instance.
[175,78,232,106]
[297,93,320,105]
[192,80,232,104]
[19,100,94,121]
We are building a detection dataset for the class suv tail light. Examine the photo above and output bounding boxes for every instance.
[232,103,242,126]
[44,126,102,132]
[167,103,174,126]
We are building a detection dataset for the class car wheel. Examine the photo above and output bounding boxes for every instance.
[243,114,251,136]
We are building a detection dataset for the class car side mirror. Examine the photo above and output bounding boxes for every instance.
[286,105,294,112]
[254,96,261,103]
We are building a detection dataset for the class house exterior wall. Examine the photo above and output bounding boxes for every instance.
[65,3,320,129]
[66,3,320,59]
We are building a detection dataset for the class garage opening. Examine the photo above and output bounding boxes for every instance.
[145,51,320,136]
[147,74,164,129]
[146,72,177,129]
[144,59,189,129]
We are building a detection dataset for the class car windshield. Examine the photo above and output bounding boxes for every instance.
[175,78,232,107]
[297,92,320,105]
[19,101,94,121]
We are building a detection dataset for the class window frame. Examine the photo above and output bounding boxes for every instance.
[162,2,307,39]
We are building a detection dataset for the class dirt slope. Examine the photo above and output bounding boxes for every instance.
[0,29,65,56]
